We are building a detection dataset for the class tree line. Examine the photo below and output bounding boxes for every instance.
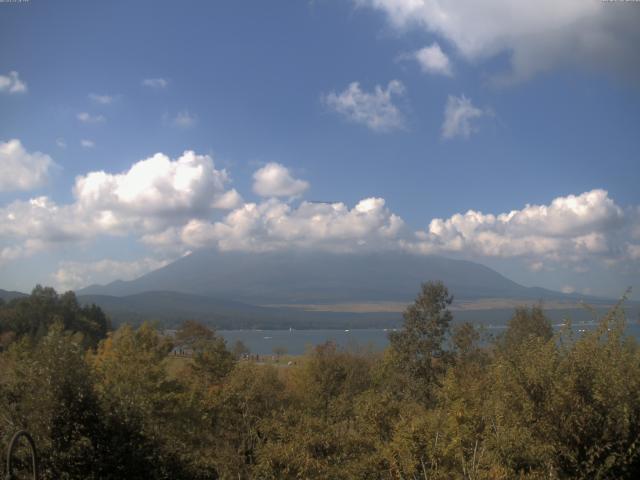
[1,282,639,479]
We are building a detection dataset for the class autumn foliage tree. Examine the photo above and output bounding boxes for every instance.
[2,284,640,479]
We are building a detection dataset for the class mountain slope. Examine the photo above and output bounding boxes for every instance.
[0,289,28,302]
[77,249,578,304]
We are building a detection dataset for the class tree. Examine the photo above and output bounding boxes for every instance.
[256,343,376,479]
[212,363,286,478]
[89,323,192,478]
[0,286,110,348]
[0,323,106,479]
[499,304,553,353]
[175,320,215,349]
[232,339,250,359]
[174,320,234,384]
[388,281,453,403]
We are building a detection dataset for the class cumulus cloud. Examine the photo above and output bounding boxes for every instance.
[322,80,406,132]
[1,141,638,281]
[404,189,628,267]
[0,197,91,262]
[52,257,169,291]
[80,139,95,148]
[253,163,309,198]
[163,197,405,253]
[0,150,240,263]
[0,71,27,94]
[88,93,116,104]
[212,189,244,209]
[412,43,453,76]
[0,139,56,192]
[442,95,486,139]
[354,0,640,84]
[142,78,169,89]
[77,112,105,124]
[73,150,235,231]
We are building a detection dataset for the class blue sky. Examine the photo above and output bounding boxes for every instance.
[1,0,639,298]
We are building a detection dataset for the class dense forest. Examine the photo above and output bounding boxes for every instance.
[1,283,639,479]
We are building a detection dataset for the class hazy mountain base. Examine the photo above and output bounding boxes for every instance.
[4,287,636,330]
[76,290,636,330]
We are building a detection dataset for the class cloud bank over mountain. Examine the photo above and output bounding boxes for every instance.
[1,144,638,291]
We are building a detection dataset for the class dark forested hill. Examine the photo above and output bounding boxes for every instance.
[0,289,28,302]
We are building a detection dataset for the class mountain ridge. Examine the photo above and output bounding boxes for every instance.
[0,289,28,302]
[77,249,599,304]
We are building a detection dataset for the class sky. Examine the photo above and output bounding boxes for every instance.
[0,0,639,299]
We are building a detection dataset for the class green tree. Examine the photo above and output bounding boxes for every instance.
[387,281,453,404]
[174,319,215,349]
[89,323,192,479]
[254,343,377,479]
[174,320,234,384]
[0,323,106,479]
[0,286,109,348]
[211,362,286,478]
[499,304,553,353]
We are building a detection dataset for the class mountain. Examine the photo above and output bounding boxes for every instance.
[0,288,28,302]
[77,249,586,304]
[0,252,625,329]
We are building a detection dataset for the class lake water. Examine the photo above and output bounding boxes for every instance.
[219,321,640,355]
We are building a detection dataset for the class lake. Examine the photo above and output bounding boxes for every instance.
[219,321,640,355]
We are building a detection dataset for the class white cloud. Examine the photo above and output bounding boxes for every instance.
[88,93,116,105]
[80,139,95,148]
[212,189,243,209]
[142,78,169,89]
[0,197,91,260]
[252,163,309,198]
[413,43,453,76]
[56,138,67,148]
[561,285,576,294]
[442,95,486,139]
[404,189,627,266]
[173,197,405,253]
[171,110,197,128]
[0,245,27,265]
[0,71,27,94]
[52,257,169,291]
[0,150,240,262]
[77,112,105,124]
[0,139,56,192]
[322,80,406,132]
[354,0,640,83]
[1,140,638,282]
[73,150,235,231]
